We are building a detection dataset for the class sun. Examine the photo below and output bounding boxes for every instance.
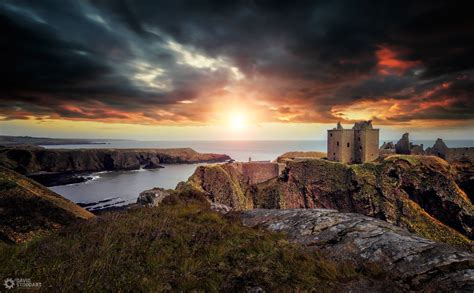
[229,112,246,130]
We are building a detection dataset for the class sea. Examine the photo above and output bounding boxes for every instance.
[45,140,474,210]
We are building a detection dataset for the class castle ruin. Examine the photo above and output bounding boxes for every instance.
[327,121,379,163]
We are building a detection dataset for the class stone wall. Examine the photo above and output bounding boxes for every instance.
[228,161,282,184]
[425,138,474,162]
[327,122,379,164]
[327,129,354,163]
[354,129,379,163]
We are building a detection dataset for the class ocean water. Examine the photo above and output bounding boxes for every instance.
[41,139,474,162]
[46,140,474,210]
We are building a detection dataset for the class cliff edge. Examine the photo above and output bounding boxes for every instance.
[181,155,473,247]
[0,166,94,243]
[0,147,231,185]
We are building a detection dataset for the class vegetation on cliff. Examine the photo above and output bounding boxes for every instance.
[0,196,383,292]
[0,167,94,243]
[276,151,326,163]
[184,155,473,248]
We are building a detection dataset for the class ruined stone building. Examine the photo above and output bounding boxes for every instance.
[327,121,379,163]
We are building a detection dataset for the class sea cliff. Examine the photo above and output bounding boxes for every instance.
[0,146,231,185]
[179,155,474,247]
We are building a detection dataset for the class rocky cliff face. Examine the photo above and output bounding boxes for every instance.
[183,155,473,247]
[0,166,94,243]
[0,147,230,176]
[241,209,474,292]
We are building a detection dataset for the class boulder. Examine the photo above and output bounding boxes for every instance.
[241,209,474,292]
[137,188,170,207]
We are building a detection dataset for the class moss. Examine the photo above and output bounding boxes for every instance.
[0,201,366,291]
[397,197,472,249]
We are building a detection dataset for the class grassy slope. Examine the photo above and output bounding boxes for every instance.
[276,151,327,163]
[0,198,382,292]
[0,166,93,243]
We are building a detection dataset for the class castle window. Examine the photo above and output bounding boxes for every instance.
[360,146,362,150]
[358,137,360,141]
[333,153,335,156]
[330,133,332,137]
[337,141,339,147]
[347,142,350,147]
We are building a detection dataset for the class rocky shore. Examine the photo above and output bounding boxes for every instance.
[0,146,231,186]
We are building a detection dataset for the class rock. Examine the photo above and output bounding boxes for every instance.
[210,202,232,214]
[0,166,94,243]
[137,187,170,207]
[240,209,474,292]
[185,155,474,247]
[142,161,164,169]
[395,133,411,154]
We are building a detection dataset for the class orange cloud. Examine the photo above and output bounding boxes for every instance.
[376,46,421,75]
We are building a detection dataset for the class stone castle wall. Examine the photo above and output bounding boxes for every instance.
[328,122,379,164]
[426,147,474,162]
[229,162,283,184]
[327,129,354,163]
[355,129,379,163]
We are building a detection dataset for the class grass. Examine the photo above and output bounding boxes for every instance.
[0,196,365,292]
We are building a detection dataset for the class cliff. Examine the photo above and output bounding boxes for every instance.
[0,166,94,243]
[0,147,231,184]
[182,155,473,247]
[241,209,474,292]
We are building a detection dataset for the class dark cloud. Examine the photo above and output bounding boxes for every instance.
[0,0,473,124]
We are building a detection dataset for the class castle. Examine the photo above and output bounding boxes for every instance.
[327,120,379,163]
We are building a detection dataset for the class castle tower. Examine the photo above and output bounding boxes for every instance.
[327,120,379,163]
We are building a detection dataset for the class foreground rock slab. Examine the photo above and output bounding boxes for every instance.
[241,209,474,292]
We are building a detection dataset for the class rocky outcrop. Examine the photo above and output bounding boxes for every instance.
[241,209,474,292]
[0,147,230,186]
[452,160,474,202]
[183,155,474,247]
[0,166,94,243]
[137,187,170,207]
[183,164,253,209]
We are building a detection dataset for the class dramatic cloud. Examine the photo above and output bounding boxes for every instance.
[0,0,473,126]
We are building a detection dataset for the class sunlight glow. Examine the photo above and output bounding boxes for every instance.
[229,112,246,130]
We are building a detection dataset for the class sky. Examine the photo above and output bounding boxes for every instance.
[0,0,473,140]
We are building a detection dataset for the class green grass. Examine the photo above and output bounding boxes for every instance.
[0,197,366,292]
